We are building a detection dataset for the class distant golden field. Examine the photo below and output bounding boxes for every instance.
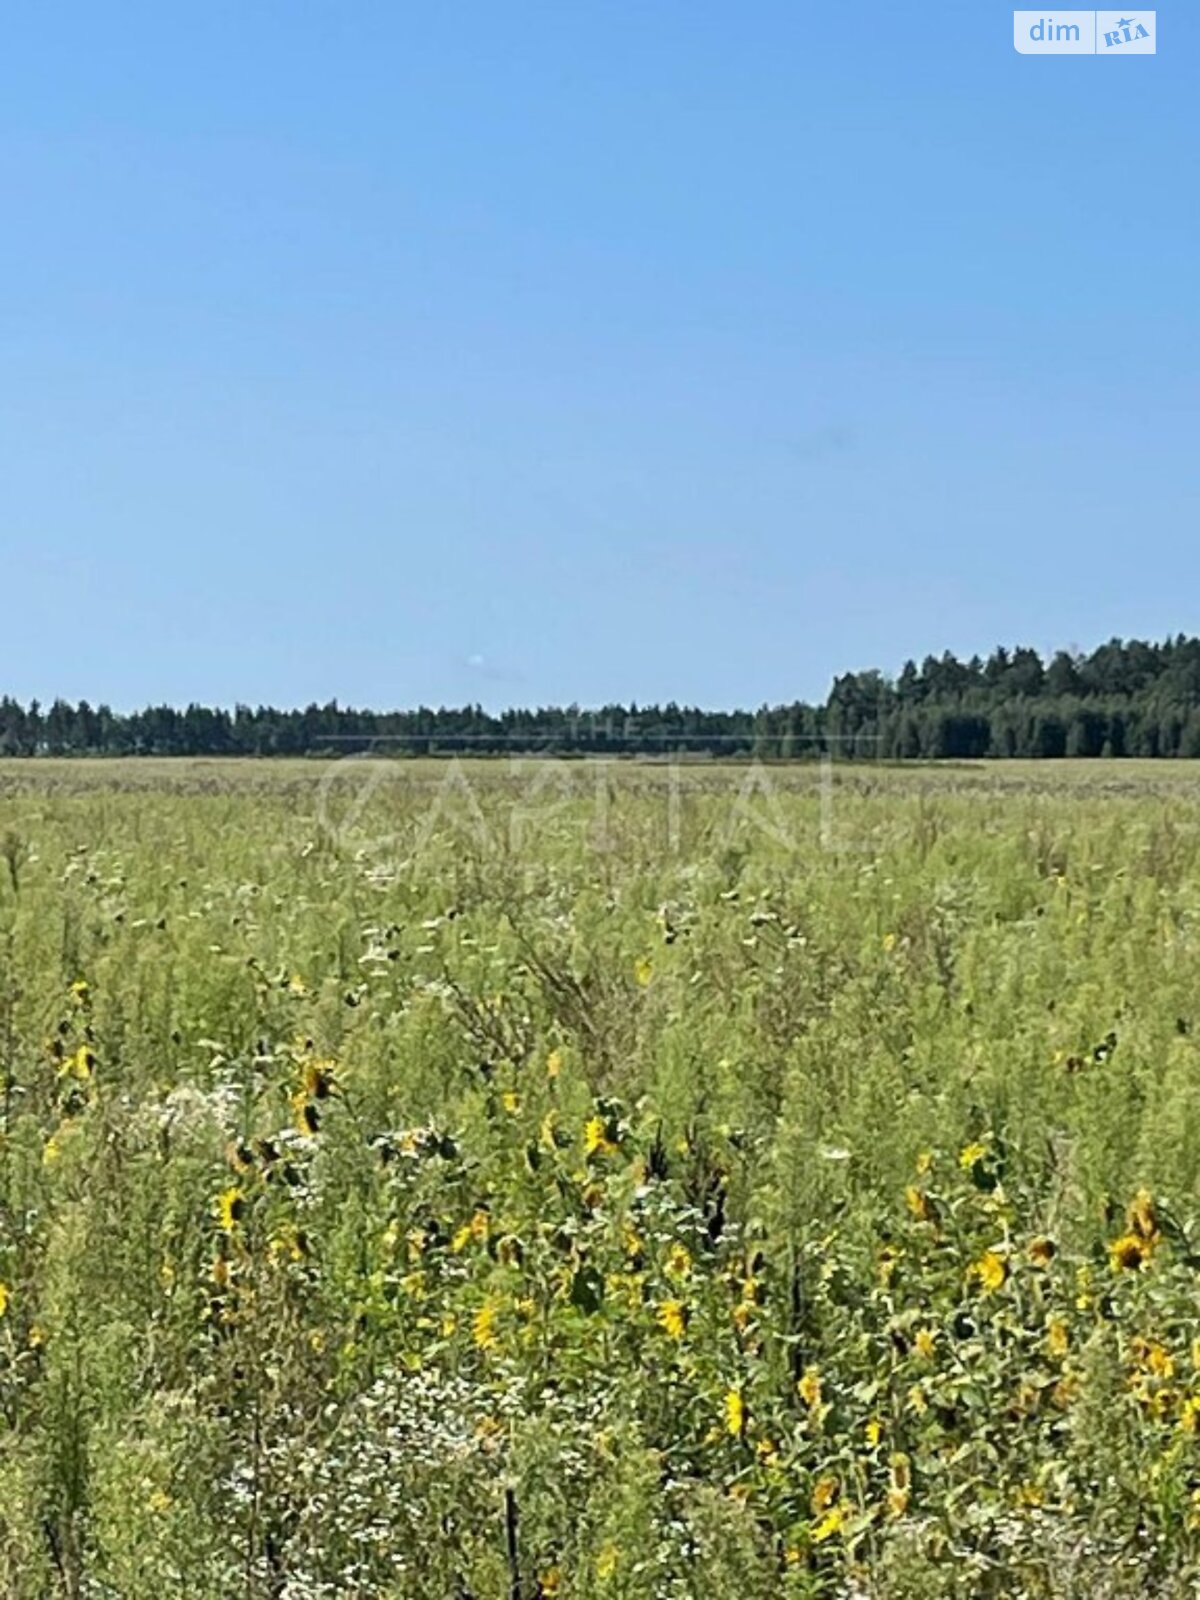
[4,757,1200,1597]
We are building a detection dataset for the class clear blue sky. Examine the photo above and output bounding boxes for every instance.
[1,3,1195,712]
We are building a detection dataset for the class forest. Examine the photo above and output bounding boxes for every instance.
[6,636,1200,759]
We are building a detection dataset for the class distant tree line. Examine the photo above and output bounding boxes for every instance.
[7,637,1200,759]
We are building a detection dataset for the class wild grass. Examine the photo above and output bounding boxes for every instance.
[2,757,1200,1597]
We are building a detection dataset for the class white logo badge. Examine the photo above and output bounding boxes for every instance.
[1014,11,1156,53]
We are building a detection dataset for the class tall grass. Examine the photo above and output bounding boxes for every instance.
[2,758,1200,1597]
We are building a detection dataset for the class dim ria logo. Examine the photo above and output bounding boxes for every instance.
[1014,11,1156,53]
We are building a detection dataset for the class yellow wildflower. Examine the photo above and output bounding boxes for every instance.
[959,1140,989,1170]
[878,1246,900,1287]
[472,1298,501,1351]
[665,1242,692,1278]
[583,1116,617,1157]
[865,1417,884,1447]
[290,1089,320,1137]
[301,1059,336,1100]
[546,1048,563,1079]
[914,1326,937,1360]
[216,1187,246,1233]
[810,1474,839,1514]
[452,1210,490,1252]
[1135,1339,1175,1379]
[724,1389,745,1438]
[1047,1317,1070,1359]
[538,1568,563,1596]
[1051,1375,1079,1410]
[797,1366,822,1408]
[969,1250,1007,1294]
[811,1507,844,1543]
[657,1299,687,1340]
[61,1044,94,1082]
[595,1543,620,1580]
[0,1282,9,1318]
[1109,1232,1151,1272]
[633,955,654,986]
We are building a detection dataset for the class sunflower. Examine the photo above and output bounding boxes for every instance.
[1109,1232,1151,1272]
[1028,1236,1057,1268]
[227,1141,255,1174]
[656,1299,687,1340]
[583,1116,617,1157]
[290,1089,320,1137]
[302,1059,337,1100]
[969,1250,1008,1294]
[64,1044,94,1082]
[665,1243,692,1279]
[216,1187,246,1233]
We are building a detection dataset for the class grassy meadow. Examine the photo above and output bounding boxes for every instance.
[4,756,1200,1597]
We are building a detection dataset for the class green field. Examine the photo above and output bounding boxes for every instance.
[4,758,1200,1597]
